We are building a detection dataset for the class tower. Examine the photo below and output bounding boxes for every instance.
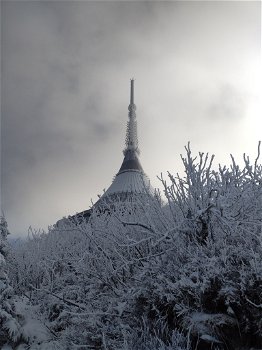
[98,79,152,202]
[61,79,153,225]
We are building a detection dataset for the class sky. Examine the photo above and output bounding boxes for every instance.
[1,1,261,237]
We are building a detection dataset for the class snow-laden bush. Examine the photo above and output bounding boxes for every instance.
[0,216,27,348]
[9,144,262,349]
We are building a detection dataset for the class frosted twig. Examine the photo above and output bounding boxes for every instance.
[245,297,262,309]
[29,284,86,310]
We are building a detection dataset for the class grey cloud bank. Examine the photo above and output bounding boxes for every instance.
[1,1,261,236]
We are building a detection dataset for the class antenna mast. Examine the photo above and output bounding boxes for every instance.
[124,78,140,155]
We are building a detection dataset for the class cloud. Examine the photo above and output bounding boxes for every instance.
[1,1,260,236]
[207,84,246,121]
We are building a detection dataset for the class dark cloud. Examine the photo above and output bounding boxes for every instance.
[1,1,260,236]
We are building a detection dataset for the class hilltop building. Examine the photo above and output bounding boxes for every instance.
[60,79,153,225]
[97,78,153,203]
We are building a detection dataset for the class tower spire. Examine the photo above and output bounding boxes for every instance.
[124,78,140,155]
[130,78,134,104]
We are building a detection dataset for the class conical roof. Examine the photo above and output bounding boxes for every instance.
[118,149,143,174]
[58,80,153,226]
[99,79,153,200]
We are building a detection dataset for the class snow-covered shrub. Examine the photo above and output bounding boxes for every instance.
[148,143,262,349]
[0,216,25,348]
[9,144,262,349]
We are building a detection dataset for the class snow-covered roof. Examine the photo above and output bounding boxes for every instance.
[102,169,152,198]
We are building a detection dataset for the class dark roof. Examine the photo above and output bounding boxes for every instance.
[118,150,144,174]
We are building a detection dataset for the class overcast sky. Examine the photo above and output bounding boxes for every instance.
[1,1,261,237]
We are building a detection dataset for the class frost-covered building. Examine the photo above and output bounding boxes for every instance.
[98,78,152,203]
[64,79,153,224]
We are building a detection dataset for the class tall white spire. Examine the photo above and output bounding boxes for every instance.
[100,79,152,198]
[124,78,140,156]
[57,79,153,225]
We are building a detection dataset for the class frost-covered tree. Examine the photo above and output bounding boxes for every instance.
[0,216,24,348]
[137,143,262,349]
[9,144,262,350]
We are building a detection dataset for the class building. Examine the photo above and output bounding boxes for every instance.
[97,79,153,201]
[61,79,153,225]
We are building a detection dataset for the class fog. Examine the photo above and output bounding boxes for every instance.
[1,1,261,236]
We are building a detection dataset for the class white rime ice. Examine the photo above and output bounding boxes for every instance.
[7,143,262,349]
[0,217,24,348]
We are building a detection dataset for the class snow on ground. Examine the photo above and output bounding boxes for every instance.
[14,296,60,350]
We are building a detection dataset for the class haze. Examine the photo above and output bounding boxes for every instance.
[1,1,261,237]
